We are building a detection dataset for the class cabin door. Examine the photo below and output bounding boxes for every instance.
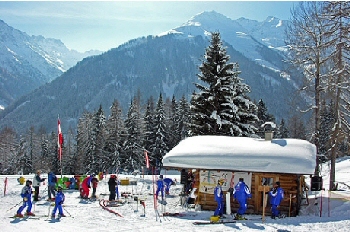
[256,175,278,214]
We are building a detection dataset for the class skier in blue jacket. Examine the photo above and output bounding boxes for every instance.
[156,175,165,201]
[233,178,252,220]
[213,179,225,217]
[48,171,57,201]
[269,181,284,219]
[16,180,35,217]
[163,178,175,195]
[51,186,66,219]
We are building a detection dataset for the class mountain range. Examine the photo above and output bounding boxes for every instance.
[0,19,101,109]
[0,11,306,134]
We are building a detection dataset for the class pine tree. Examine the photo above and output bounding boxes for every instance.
[143,97,156,167]
[150,94,169,168]
[275,118,289,139]
[104,100,125,173]
[167,95,179,149]
[90,105,107,173]
[0,127,18,174]
[122,98,143,173]
[177,95,190,141]
[190,32,258,137]
[77,111,94,174]
[256,99,276,137]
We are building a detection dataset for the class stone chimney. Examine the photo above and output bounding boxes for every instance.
[261,122,276,141]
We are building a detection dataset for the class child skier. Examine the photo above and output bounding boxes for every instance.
[51,186,65,219]
[16,180,35,217]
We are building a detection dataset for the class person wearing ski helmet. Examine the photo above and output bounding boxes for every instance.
[16,180,35,217]
[269,181,285,219]
[213,179,225,217]
[232,178,252,220]
[51,185,65,219]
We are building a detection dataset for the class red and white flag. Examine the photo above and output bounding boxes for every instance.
[58,119,63,161]
[144,150,149,168]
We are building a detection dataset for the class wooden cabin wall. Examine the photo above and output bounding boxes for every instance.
[194,170,304,217]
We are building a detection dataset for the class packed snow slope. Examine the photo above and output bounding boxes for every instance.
[1,157,350,231]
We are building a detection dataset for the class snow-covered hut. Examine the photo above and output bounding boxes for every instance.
[162,135,317,216]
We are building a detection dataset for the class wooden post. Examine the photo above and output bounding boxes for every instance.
[262,185,268,223]
[226,192,231,215]
[289,193,292,217]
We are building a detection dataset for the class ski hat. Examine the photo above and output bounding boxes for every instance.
[159,175,163,179]
[275,181,280,186]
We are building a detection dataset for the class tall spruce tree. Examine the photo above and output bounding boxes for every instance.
[77,111,94,174]
[104,100,125,173]
[177,95,190,141]
[150,94,169,168]
[256,99,276,137]
[91,105,107,173]
[143,97,156,167]
[190,32,258,136]
[122,98,143,172]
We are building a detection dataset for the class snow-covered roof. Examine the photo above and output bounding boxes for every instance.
[163,135,317,175]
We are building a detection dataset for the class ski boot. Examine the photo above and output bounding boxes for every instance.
[25,212,35,216]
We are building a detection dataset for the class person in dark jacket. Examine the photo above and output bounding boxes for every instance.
[47,171,57,201]
[32,170,46,201]
[51,186,65,219]
[91,175,99,198]
[108,175,118,201]
[213,179,225,217]
[233,178,252,220]
[269,181,285,219]
[16,180,35,217]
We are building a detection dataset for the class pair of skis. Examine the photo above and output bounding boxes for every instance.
[193,219,236,225]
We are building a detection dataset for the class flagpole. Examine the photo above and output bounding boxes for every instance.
[58,116,63,179]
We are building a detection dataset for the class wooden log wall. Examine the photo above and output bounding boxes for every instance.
[192,170,304,217]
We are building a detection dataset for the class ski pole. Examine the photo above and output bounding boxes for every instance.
[7,201,22,212]
[47,202,53,218]
[63,205,72,217]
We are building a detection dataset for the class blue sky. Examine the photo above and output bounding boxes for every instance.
[0,1,298,52]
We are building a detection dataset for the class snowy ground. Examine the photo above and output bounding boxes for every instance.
[1,157,350,232]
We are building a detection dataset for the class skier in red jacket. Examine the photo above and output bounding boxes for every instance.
[80,175,93,199]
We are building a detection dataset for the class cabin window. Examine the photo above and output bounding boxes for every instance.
[262,177,273,187]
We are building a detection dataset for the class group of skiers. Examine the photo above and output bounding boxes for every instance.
[213,177,284,220]
[14,170,284,220]
[15,170,66,219]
